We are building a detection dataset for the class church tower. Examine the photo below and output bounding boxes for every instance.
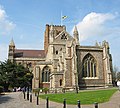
[8,39,15,62]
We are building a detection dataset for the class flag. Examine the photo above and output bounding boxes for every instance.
[62,16,67,20]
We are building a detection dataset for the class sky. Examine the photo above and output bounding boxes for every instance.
[0,0,120,71]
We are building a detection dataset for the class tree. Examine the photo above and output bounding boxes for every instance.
[112,65,120,86]
[0,60,33,91]
[117,72,120,80]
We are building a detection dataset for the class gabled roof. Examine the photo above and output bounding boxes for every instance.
[14,49,45,58]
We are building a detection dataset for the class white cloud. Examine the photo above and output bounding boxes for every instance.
[0,44,8,61]
[0,6,15,35]
[0,7,6,20]
[75,12,116,41]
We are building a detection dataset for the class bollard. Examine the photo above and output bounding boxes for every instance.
[77,100,81,108]
[30,94,32,102]
[27,91,29,100]
[94,102,98,108]
[37,96,39,105]
[46,97,49,108]
[23,92,25,99]
[63,99,66,108]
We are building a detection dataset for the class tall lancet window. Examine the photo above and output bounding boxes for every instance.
[42,66,51,82]
[35,67,40,80]
[82,53,97,78]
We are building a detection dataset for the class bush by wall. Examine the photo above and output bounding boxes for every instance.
[0,86,3,93]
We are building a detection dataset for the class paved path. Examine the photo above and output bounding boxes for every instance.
[0,90,120,108]
[0,92,40,108]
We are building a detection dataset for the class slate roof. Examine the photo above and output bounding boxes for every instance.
[14,49,45,58]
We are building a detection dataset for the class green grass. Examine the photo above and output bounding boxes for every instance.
[39,88,117,105]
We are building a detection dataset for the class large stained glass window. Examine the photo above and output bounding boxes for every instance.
[82,53,97,78]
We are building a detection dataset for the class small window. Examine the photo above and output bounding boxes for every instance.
[61,33,67,40]
[9,53,13,56]
[19,62,21,65]
[56,50,58,54]
[27,62,32,68]
[60,79,62,86]
[9,49,12,51]
[60,48,62,51]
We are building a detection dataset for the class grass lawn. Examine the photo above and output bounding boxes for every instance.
[39,88,117,105]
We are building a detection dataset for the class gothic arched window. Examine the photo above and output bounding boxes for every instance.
[42,66,51,82]
[82,53,97,78]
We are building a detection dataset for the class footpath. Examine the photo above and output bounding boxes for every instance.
[0,90,120,108]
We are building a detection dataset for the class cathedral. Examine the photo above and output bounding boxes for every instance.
[8,24,113,91]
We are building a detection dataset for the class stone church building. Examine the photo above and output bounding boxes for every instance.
[8,24,113,90]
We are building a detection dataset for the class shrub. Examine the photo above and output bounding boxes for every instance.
[42,88,49,94]
[0,86,3,93]
[33,88,42,96]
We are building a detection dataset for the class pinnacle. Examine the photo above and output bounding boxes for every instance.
[10,38,15,46]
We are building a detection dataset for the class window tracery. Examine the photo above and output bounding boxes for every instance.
[42,66,51,82]
[61,33,67,40]
[82,54,97,78]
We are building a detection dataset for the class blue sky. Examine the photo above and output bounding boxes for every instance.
[0,0,120,71]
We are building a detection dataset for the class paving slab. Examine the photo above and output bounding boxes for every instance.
[0,89,120,108]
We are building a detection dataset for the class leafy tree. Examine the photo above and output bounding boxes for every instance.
[112,65,120,86]
[117,72,120,80]
[0,60,33,91]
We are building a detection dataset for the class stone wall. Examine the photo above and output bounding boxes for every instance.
[77,46,105,88]
[64,59,72,87]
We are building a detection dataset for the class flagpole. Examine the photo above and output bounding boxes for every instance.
[61,11,63,26]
